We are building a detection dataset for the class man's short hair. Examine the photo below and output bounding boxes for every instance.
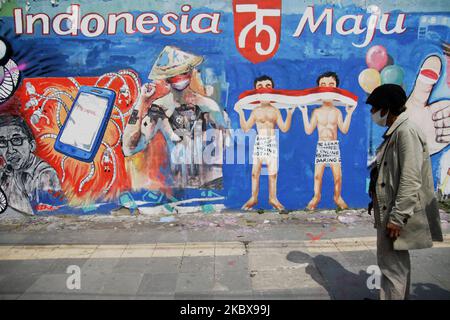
[316,71,339,87]
[0,115,35,143]
[366,84,407,116]
[254,75,274,88]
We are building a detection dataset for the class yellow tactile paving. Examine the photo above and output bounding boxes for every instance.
[0,235,449,260]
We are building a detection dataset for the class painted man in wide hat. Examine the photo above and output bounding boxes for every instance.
[122,46,229,186]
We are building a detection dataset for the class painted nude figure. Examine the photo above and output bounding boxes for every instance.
[235,75,294,211]
[299,71,356,210]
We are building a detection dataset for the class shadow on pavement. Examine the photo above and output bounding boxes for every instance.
[287,250,378,300]
[410,283,450,300]
[287,251,450,300]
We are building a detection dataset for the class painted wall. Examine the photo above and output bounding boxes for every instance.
[0,0,448,215]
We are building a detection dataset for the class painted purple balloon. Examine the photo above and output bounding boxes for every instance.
[366,45,388,71]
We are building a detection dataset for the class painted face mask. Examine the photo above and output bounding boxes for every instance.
[167,73,191,91]
[371,109,389,127]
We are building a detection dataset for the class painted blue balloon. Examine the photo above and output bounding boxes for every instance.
[381,65,405,85]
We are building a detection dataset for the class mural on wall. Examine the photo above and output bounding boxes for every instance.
[235,75,294,211]
[0,0,448,215]
[123,45,230,190]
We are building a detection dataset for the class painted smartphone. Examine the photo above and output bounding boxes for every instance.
[54,86,116,162]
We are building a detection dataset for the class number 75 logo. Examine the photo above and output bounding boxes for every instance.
[233,0,282,64]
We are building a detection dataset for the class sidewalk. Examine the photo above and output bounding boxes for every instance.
[0,207,449,300]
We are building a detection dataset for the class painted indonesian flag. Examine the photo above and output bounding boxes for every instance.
[234,87,358,110]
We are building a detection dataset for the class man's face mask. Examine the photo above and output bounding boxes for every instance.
[371,108,389,127]
[167,73,191,91]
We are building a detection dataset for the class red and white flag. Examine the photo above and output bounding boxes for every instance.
[234,87,358,110]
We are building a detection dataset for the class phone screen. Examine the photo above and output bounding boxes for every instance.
[59,92,108,152]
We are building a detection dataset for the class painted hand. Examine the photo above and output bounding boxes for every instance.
[345,103,356,114]
[139,83,156,104]
[405,55,449,154]
[298,105,307,113]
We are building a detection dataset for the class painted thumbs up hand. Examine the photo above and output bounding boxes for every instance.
[405,55,449,155]
[431,100,450,144]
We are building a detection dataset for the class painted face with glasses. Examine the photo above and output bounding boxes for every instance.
[0,125,36,170]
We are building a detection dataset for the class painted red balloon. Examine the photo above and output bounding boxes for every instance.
[366,45,388,71]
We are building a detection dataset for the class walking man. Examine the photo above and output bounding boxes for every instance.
[367,83,443,300]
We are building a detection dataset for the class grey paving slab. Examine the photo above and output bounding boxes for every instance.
[47,258,89,275]
[0,260,27,275]
[137,273,178,295]
[81,258,120,274]
[0,274,40,294]
[214,255,249,273]
[176,272,215,293]
[252,289,314,300]
[24,274,73,294]
[18,293,94,300]
[0,294,21,300]
[413,259,450,286]
[174,292,215,300]
[134,294,175,300]
[180,256,214,274]
[339,251,377,267]
[10,259,60,276]
[100,272,144,296]
[211,291,254,300]
[146,257,182,274]
[113,258,153,273]
[214,270,252,292]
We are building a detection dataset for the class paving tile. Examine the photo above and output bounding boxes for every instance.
[137,273,178,295]
[213,270,252,292]
[113,258,153,273]
[0,274,40,294]
[146,257,182,274]
[251,268,322,291]
[100,273,144,295]
[9,259,58,275]
[214,255,248,273]
[211,291,253,300]
[81,258,120,274]
[0,294,21,300]
[176,272,214,293]
[24,274,73,294]
[249,252,309,272]
[180,256,214,273]
[46,258,89,275]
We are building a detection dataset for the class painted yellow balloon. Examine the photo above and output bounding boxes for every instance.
[358,68,381,94]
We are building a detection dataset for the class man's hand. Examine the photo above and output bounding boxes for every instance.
[387,222,402,239]
[345,103,356,114]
